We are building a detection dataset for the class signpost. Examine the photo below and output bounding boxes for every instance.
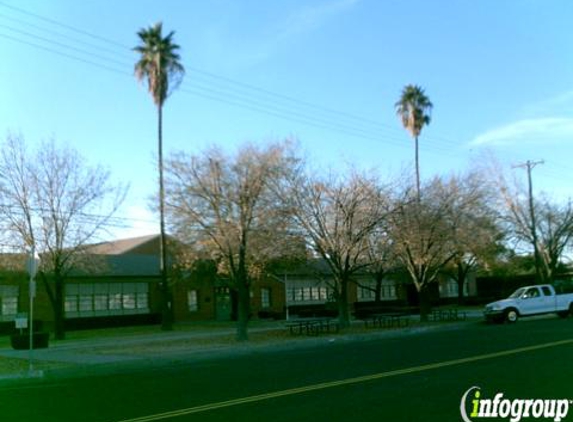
[26,247,40,375]
[15,313,28,334]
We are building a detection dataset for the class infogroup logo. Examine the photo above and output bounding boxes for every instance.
[460,387,572,422]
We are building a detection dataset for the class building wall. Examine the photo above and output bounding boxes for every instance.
[173,274,286,322]
[252,278,285,319]
[172,273,217,322]
[1,246,484,334]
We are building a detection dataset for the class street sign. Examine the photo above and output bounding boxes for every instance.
[26,251,40,278]
[15,313,28,330]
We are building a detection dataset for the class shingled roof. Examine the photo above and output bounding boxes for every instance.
[85,234,160,255]
[69,254,160,277]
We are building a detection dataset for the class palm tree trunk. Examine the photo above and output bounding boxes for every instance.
[415,135,421,203]
[158,104,173,331]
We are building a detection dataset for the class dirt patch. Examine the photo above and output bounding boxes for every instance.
[0,357,71,377]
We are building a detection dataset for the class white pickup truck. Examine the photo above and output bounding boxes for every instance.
[484,284,573,323]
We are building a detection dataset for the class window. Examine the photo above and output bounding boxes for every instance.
[2,297,18,317]
[383,285,396,298]
[0,285,19,321]
[440,280,459,298]
[542,286,552,296]
[65,283,150,317]
[79,295,93,312]
[94,295,108,311]
[261,288,271,308]
[357,280,397,302]
[188,290,198,312]
[358,285,376,301]
[287,281,333,304]
[109,293,123,311]
[136,293,148,310]
[524,288,539,299]
[123,293,136,310]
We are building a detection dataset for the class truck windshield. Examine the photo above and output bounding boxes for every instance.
[509,288,526,299]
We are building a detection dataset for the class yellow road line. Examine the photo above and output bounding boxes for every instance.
[115,338,573,422]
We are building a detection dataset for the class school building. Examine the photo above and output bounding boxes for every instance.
[0,235,477,333]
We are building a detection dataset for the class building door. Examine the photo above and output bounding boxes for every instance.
[215,287,232,321]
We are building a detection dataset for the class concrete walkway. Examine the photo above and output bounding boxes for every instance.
[0,325,278,365]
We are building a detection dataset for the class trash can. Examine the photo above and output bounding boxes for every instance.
[10,331,49,350]
[10,314,49,349]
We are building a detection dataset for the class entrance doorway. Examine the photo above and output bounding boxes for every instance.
[215,287,232,321]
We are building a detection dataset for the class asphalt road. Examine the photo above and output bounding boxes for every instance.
[2,318,573,422]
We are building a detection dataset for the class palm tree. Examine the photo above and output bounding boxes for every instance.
[395,84,433,202]
[134,22,184,330]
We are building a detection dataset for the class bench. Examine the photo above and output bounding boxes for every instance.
[428,308,467,322]
[363,313,410,329]
[285,318,340,336]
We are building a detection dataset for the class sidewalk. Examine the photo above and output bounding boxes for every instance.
[0,311,484,382]
[0,323,280,369]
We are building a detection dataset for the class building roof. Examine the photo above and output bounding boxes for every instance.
[84,234,160,255]
[69,254,160,277]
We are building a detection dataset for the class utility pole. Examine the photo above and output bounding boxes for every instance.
[514,160,544,284]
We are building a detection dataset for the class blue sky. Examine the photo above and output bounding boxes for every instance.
[1,0,572,239]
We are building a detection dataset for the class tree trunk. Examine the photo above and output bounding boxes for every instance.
[235,241,250,341]
[337,277,351,329]
[235,257,250,342]
[457,263,466,306]
[54,273,65,340]
[236,279,250,342]
[419,284,431,322]
[374,273,383,304]
[415,136,421,203]
[158,104,173,331]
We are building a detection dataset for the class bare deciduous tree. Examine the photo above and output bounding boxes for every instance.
[387,178,458,320]
[502,191,573,283]
[0,135,127,339]
[283,169,389,328]
[357,226,397,304]
[165,141,298,341]
[534,199,573,282]
[441,171,503,304]
[490,160,573,284]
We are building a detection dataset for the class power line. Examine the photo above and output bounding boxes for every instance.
[0,32,127,75]
[0,11,128,60]
[0,204,157,226]
[0,24,453,154]
[1,5,569,187]
[0,2,463,155]
[0,21,128,68]
[0,1,127,49]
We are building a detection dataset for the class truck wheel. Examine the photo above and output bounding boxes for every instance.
[505,309,519,323]
[558,310,569,318]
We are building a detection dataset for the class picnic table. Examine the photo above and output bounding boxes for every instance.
[428,308,467,322]
[285,318,340,336]
[363,312,410,329]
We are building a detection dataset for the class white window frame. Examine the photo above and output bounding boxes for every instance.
[188,290,199,312]
[261,288,271,309]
